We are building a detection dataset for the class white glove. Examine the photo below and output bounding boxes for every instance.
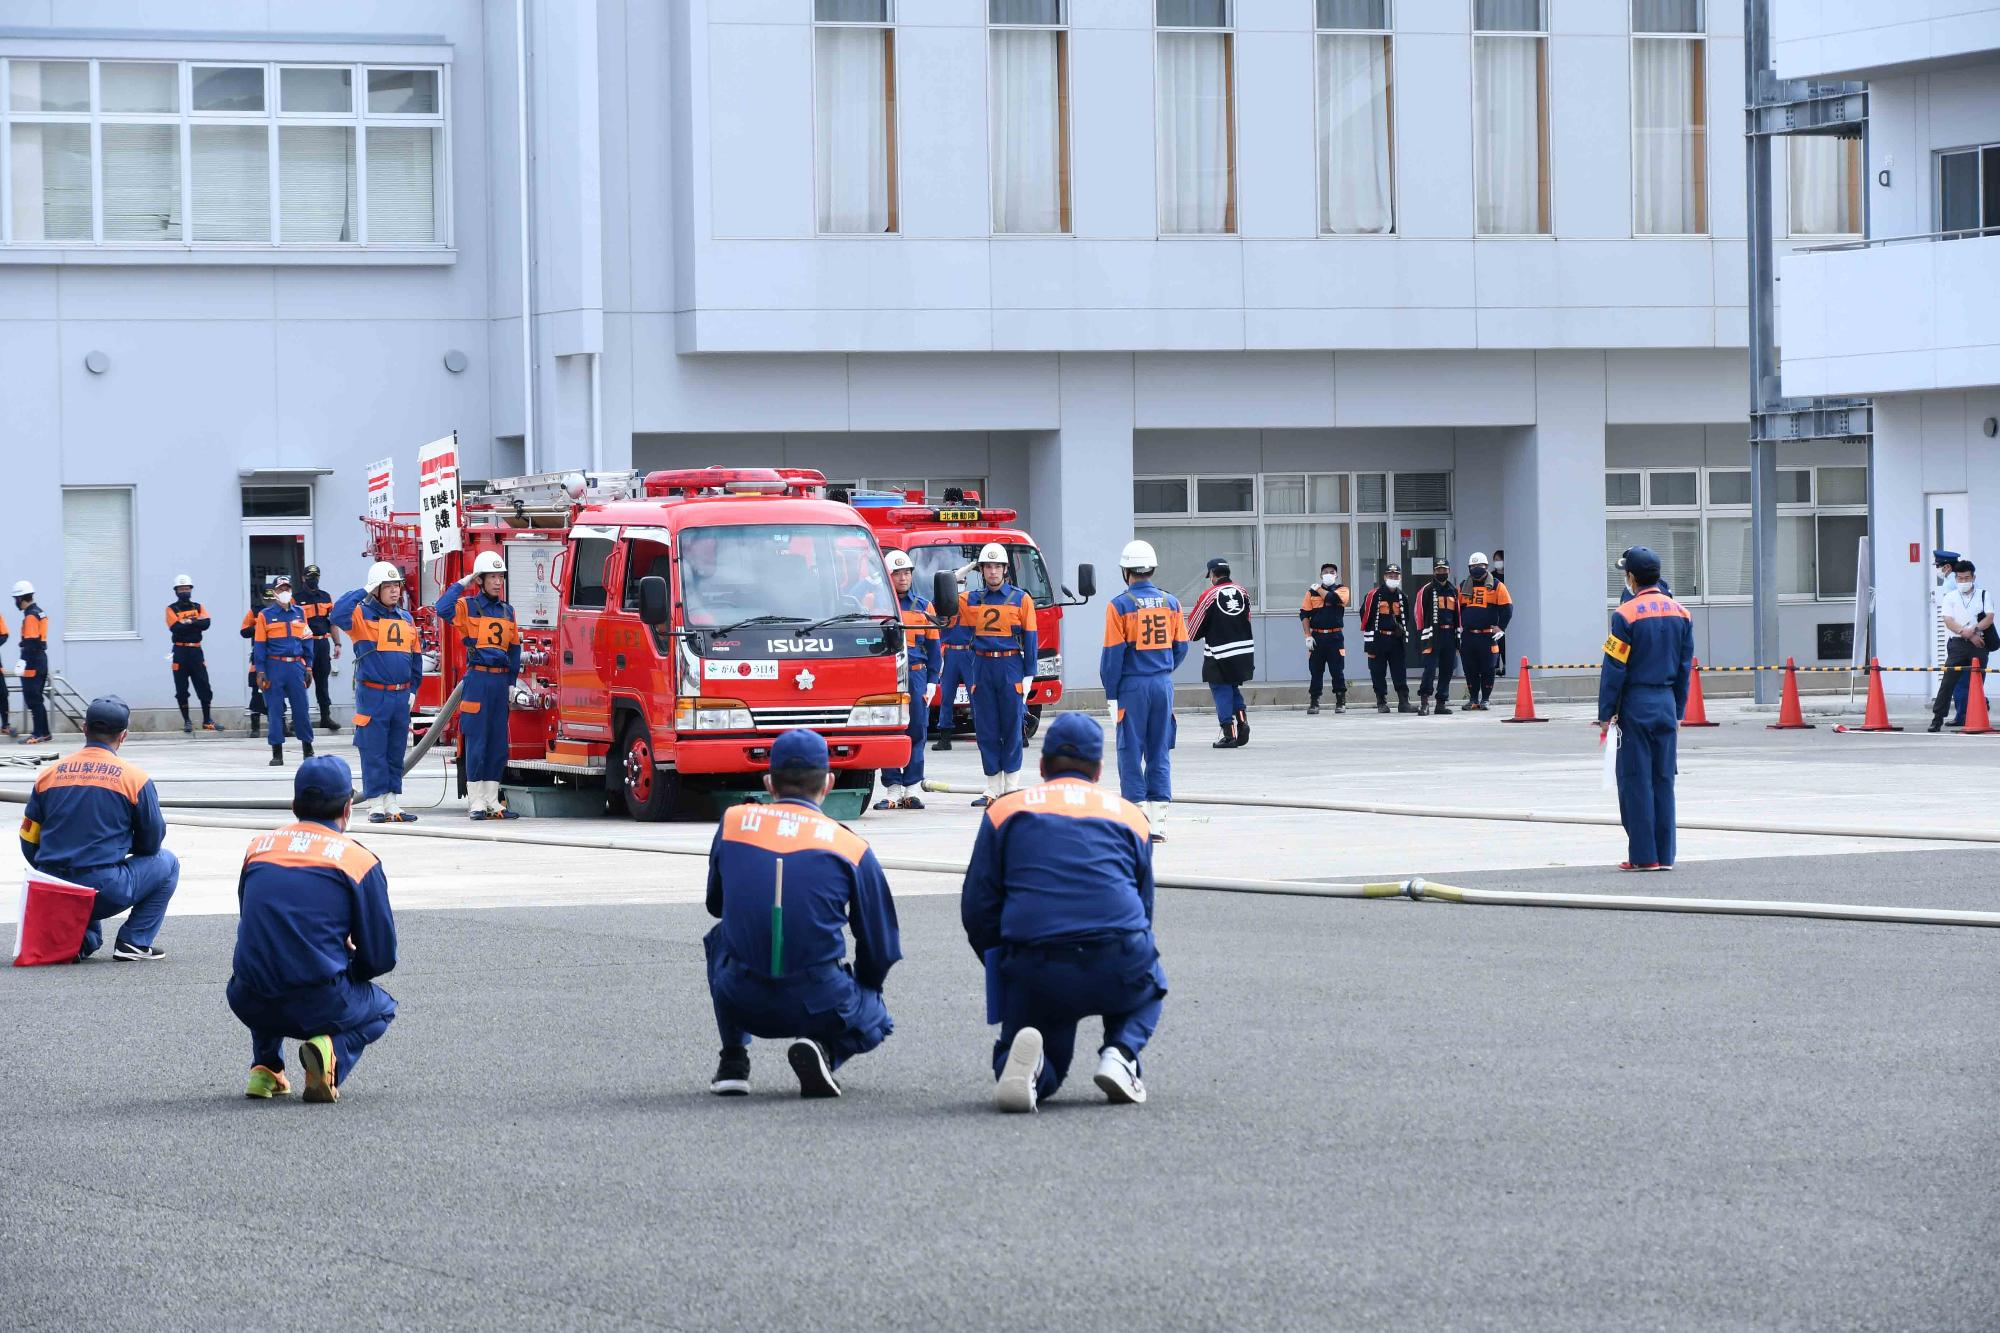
[1106,698,1118,721]
[924,683,939,707]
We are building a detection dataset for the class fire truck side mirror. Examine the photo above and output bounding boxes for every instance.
[932,570,960,620]
[637,575,670,627]
[1075,564,1096,600]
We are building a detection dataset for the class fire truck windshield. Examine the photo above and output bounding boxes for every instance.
[679,523,892,630]
[908,543,1053,605]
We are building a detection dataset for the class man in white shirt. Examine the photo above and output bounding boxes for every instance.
[1930,559,1994,732]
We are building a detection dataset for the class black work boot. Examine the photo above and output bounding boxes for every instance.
[1212,721,1236,748]
[1418,697,1431,716]
[1434,700,1454,715]
[1233,709,1250,747]
[1376,696,1390,713]
[179,707,193,735]
[1307,700,1321,716]
[931,736,953,751]
[1335,692,1347,715]
[1397,696,1416,714]
[269,744,284,767]
[302,742,315,759]
[320,714,340,733]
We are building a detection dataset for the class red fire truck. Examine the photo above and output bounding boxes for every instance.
[843,486,1093,741]
[364,467,948,820]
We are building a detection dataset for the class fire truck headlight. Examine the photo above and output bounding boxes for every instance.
[1036,652,1061,679]
[675,698,754,731]
[847,695,908,728]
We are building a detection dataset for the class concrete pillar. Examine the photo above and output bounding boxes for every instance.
[1502,352,1609,671]
[1028,354,1135,687]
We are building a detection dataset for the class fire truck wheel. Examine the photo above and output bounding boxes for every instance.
[1022,705,1042,742]
[618,720,678,822]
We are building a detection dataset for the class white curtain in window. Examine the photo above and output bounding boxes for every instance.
[367,126,437,242]
[1473,36,1542,233]
[62,489,136,635]
[1317,34,1392,234]
[10,123,92,241]
[281,126,358,243]
[1789,135,1857,236]
[990,29,1063,233]
[192,124,270,242]
[1156,31,1231,234]
[102,125,182,241]
[1633,38,1702,234]
[816,27,894,233]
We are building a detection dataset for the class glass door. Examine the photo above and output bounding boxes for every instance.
[241,523,313,675]
[1397,523,1450,666]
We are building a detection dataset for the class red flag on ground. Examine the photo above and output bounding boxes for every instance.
[11,871,96,966]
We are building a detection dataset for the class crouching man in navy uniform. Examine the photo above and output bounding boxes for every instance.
[705,729,902,1100]
[1598,546,1694,872]
[227,756,398,1102]
[960,713,1167,1113]
[18,696,178,960]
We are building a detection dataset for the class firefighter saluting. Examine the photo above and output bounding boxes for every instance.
[963,543,1038,807]
[437,551,523,820]
[165,575,218,734]
[876,550,940,812]
[334,563,423,824]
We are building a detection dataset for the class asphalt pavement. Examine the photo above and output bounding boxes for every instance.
[3,849,1995,1331]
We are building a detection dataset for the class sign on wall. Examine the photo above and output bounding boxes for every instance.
[416,434,461,562]
[366,458,395,521]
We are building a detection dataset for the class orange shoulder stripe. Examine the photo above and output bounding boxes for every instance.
[987,781,1151,842]
[722,803,868,866]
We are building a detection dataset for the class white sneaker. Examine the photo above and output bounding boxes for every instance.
[996,1026,1044,1113]
[1093,1046,1146,1105]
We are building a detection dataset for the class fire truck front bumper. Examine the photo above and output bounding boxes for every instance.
[671,730,912,775]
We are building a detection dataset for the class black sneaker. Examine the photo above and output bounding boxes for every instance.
[1418,699,1431,716]
[111,941,166,961]
[1306,702,1320,715]
[710,1046,751,1096]
[1376,700,1390,713]
[1335,697,1347,714]
[930,738,953,752]
[1927,718,1943,733]
[787,1038,842,1098]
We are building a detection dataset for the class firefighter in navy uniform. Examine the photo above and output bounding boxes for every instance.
[1597,546,1694,871]
[877,550,940,811]
[1414,558,1460,715]
[1099,540,1190,842]
[228,756,399,1103]
[165,575,218,734]
[252,574,315,766]
[961,713,1166,1113]
[437,551,524,820]
[1358,565,1413,713]
[1457,553,1513,711]
[298,564,340,733]
[1300,562,1349,715]
[11,581,52,744]
[704,729,902,1100]
[240,578,276,734]
[963,543,1038,806]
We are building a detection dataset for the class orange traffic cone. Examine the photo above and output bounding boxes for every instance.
[1767,657,1816,730]
[1857,657,1901,732]
[1965,660,1994,736]
[1502,657,1549,723]
[1681,658,1719,727]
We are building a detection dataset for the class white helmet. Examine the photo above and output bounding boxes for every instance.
[10,580,32,598]
[1468,552,1490,566]
[472,551,507,576]
[1119,540,1158,571]
[365,561,404,594]
[172,574,193,588]
[883,550,914,573]
[976,543,1008,566]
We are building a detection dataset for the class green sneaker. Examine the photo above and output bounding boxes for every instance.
[244,1065,291,1099]
[299,1035,339,1103]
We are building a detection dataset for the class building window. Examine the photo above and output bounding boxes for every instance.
[1156,0,1236,235]
[1631,0,1706,235]
[1316,0,1394,235]
[990,0,1069,234]
[1473,0,1549,235]
[814,0,898,234]
[1789,135,1862,236]
[62,486,137,637]
[831,476,990,501]
[1606,464,1866,603]
[1936,141,2000,239]
[240,485,314,518]
[2,57,446,248]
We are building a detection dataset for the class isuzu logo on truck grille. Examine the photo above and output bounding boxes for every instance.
[767,637,836,654]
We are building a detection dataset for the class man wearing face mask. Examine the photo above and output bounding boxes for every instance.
[1458,553,1513,711]
[298,564,340,734]
[165,575,218,734]
[252,574,315,767]
[1930,558,1994,733]
[1413,558,1460,716]
[240,579,275,734]
[1358,565,1412,713]
[1299,562,1348,715]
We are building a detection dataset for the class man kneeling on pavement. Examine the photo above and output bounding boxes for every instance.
[961,712,1166,1113]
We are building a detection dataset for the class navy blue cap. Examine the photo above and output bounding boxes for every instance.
[1618,546,1663,581]
[1206,557,1230,574]
[84,696,130,731]
[1042,712,1105,764]
[770,727,829,773]
[294,755,353,804]
[1934,548,1961,564]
